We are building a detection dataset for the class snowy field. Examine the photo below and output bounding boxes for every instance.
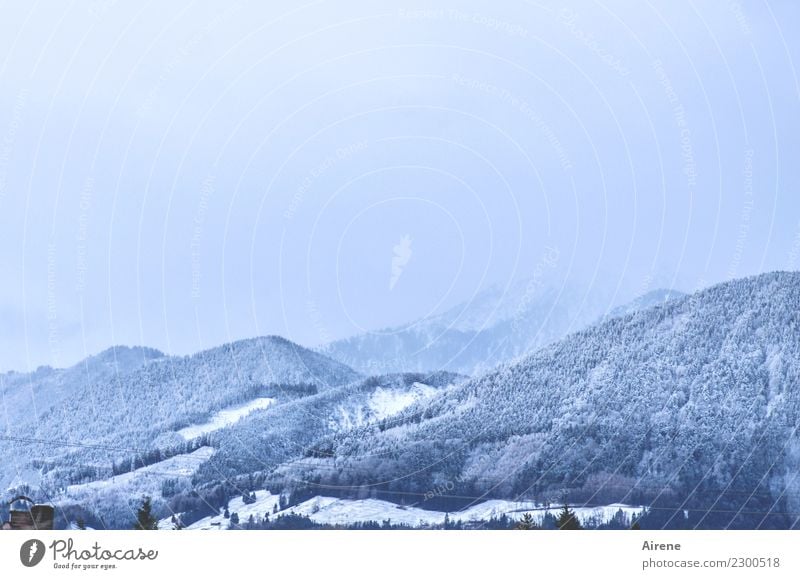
[290,496,643,528]
[186,492,644,530]
[67,446,215,494]
[178,398,276,439]
[186,491,283,530]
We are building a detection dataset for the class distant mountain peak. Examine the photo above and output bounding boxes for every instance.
[88,345,166,363]
[604,287,685,320]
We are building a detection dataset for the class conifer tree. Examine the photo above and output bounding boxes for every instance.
[133,496,158,530]
[516,512,538,530]
[555,504,582,530]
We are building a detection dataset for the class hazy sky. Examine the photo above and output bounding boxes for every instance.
[0,0,798,371]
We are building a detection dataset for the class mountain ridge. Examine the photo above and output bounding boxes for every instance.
[319,279,684,376]
[274,271,800,528]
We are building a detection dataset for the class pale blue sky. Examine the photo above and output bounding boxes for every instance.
[0,0,798,371]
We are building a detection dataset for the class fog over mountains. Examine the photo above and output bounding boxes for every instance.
[321,276,682,376]
[1,273,797,529]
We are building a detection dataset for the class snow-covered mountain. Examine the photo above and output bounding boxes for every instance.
[320,277,684,377]
[6,273,795,529]
[0,336,360,491]
[320,279,608,376]
[0,346,165,489]
[0,346,164,429]
[46,371,459,528]
[281,272,800,529]
[25,373,462,528]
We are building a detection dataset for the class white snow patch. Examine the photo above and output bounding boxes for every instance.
[68,521,96,530]
[285,496,644,528]
[177,398,276,439]
[66,447,214,495]
[187,491,282,530]
[330,383,439,431]
[290,497,441,527]
[369,382,438,419]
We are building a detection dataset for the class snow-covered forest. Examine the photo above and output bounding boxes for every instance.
[2,272,799,530]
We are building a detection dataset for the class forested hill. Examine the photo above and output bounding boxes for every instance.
[0,336,361,489]
[197,371,463,481]
[282,272,800,528]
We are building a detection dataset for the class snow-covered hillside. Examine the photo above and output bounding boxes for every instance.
[284,272,800,529]
[329,381,440,430]
[57,447,215,530]
[66,447,214,494]
[197,372,461,480]
[0,346,165,489]
[0,336,359,492]
[177,398,276,439]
